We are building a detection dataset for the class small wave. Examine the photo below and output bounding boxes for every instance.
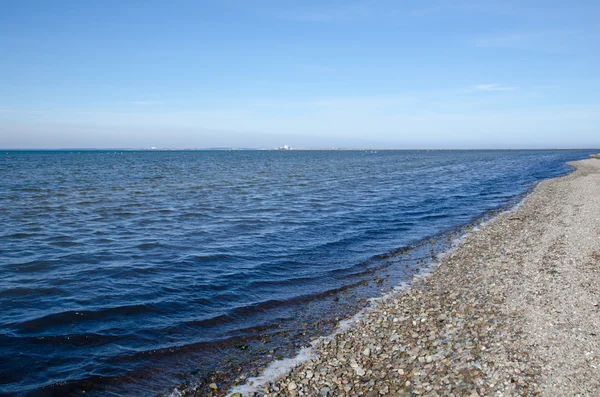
[135,242,172,250]
[178,212,209,218]
[181,295,328,331]
[114,266,162,277]
[419,213,449,221]
[12,304,161,331]
[245,274,322,289]
[4,331,123,347]
[2,232,35,239]
[183,313,234,328]
[50,241,80,247]
[114,211,136,216]
[9,259,59,273]
[94,238,114,244]
[76,200,100,206]
[18,187,44,192]
[0,286,63,298]
[189,253,234,262]
[201,283,370,326]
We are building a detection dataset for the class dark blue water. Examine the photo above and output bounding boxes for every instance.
[0,149,595,396]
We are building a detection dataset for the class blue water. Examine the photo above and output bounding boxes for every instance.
[0,149,595,396]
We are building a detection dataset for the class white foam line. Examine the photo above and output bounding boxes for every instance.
[168,389,183,397]
[224,280,418,396]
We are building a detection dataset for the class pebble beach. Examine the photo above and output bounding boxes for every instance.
[217,156,600,397]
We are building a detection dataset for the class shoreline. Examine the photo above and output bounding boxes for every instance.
[165,191,531,397]
[219,155,600,397]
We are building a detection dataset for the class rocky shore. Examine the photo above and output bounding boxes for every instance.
[219,156,600,397]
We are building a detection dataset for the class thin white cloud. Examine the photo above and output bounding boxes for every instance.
[5,104,600,149]
[470,30,590,54]
[471,84,518,92]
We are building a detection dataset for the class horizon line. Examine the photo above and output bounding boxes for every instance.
[2,147,600,152]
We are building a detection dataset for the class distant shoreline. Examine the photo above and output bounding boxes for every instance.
[2,148,599,152]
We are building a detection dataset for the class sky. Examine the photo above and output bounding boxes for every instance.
[1,0,599,149]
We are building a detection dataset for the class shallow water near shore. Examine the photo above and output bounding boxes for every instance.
[0,149,595,397]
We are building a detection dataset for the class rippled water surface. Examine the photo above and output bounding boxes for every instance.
[0,149,595,396]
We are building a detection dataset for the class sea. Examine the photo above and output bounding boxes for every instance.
[0,149,595,397]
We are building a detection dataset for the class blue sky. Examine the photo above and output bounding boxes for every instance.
[1,0,599,148]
